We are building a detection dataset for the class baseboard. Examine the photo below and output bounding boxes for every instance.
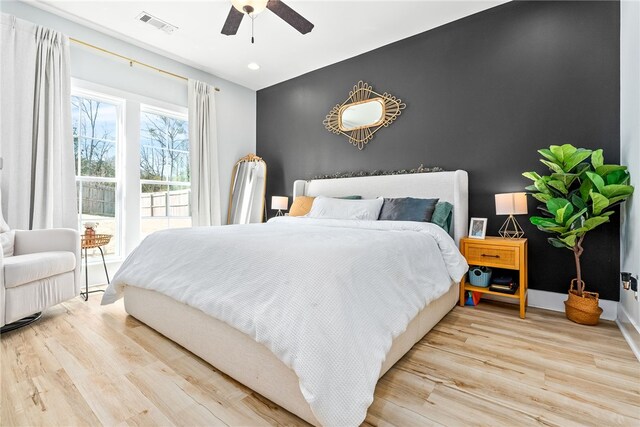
[616,304,640,362]
[482,289,618,320]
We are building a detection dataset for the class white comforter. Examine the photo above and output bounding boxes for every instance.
[102,217,468,426]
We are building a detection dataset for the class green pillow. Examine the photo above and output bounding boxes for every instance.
[431,201,453,233]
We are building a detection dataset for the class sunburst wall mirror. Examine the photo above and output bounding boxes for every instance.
[323,81,406,150]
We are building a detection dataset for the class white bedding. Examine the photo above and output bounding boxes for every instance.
[102,217,468,426]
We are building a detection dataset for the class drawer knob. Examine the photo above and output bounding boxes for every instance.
[481,253,500,258]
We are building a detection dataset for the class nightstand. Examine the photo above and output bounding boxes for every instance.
[459,236,528,319]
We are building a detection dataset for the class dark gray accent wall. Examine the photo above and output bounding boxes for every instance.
[256,1,620,300]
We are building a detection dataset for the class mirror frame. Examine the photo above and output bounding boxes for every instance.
[227,153,267,224]
[324,81,406,150]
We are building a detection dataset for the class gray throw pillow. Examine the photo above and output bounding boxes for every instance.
[378,197,439,222]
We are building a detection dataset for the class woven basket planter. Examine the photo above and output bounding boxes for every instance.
[564,279,603,325]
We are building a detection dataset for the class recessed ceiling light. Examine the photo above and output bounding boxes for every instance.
[247,62,260,70]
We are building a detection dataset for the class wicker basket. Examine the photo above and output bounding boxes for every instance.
[81,234,112,249]
[564,279,603,325]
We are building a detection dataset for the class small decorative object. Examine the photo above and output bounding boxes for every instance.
[271,196,288,217]
[323,81,406,150]
[468,217,487,239]
[495,192,528,238]
[465,291,482,306]
[84,222,98,245]
[523,144,634,325]
[468,266,492,287]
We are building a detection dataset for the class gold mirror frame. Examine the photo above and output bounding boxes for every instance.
[323,81,406,150]
[227,153,267,224]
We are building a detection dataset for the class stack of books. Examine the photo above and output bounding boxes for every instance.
[488,275,518,294]
[489,282,519,294]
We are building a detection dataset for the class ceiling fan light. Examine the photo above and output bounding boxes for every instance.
[231,0,268,15]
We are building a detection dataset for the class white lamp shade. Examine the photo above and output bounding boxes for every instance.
[271,196,288,211]
[495,192,528,215]
[231,0,268,14]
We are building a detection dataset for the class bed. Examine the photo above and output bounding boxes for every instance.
[102,170,469,426]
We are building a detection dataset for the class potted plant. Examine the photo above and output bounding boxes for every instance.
[523,144,634,325]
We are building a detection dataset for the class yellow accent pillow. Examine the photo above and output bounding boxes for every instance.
[289,196,316,216]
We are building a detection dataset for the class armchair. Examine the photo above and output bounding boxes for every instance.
[1,228,80,331]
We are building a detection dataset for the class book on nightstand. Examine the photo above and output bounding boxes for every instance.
[489,282,519,294]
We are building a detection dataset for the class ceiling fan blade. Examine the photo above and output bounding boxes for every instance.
[221,5,244,35]
[266,0,314,35]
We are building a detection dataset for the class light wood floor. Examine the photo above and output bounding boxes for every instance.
[2,294,639,426]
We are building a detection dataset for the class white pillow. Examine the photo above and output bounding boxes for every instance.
[0,189,14,257]
[307,196,384,221]
[1,230,15,257]
[0,189,9,233]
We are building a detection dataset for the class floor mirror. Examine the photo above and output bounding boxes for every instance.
[227,154,267,224]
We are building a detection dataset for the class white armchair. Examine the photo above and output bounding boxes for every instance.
[1,228,80,330]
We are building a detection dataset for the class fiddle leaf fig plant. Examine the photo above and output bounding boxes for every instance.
[523,144,634,297]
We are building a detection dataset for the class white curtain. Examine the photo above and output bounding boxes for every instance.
[0,14,75,230]
[188,79,221,226]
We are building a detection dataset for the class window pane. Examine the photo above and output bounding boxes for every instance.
[74,98,117,141]
[140,111,189,181]
[169,185,191,229]
[79,138,116,177]
[168,185,190,217]
[140,184,191,238]
[78,181,116,217]
[141,183,168,239]
[77,181,118,259]
[168,151,189,182]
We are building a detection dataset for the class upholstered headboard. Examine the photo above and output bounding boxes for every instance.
[293,170,469,246]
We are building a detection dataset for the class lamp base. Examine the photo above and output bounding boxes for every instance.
[499,215,525,239]
[275,210,284,217]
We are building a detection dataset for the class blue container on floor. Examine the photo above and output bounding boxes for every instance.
[469,266,492,287]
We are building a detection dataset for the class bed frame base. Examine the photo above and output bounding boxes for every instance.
[123,284,459,426]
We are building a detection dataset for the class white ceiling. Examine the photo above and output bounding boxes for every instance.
[26,0,508,90]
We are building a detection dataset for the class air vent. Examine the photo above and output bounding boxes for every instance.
[136,12,177,34]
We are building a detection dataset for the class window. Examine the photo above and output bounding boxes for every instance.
[71,80,190,262]
[139,107,191,238]
[72,93,122,259]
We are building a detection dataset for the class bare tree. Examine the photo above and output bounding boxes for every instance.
[140,113,189,193]
[72,97,115,177]
[72,96,116,217]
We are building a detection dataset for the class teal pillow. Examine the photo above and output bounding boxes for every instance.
[431,201,453,233]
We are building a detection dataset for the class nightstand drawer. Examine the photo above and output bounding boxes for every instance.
[465,244,519,269]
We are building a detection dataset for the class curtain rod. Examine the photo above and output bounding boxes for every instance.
[69,37,221,92]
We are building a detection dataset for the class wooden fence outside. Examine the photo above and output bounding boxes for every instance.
[82,183,190,218]
[141,189,190,217]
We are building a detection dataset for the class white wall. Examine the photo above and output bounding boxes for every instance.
[1,0,256,226]
[618,0,640,360]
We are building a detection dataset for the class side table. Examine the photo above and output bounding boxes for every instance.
[81,234,112,301]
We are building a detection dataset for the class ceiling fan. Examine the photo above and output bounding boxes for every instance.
[221,0,314,43]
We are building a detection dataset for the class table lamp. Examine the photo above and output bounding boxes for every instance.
[495,192,527,238]
[271,196,288,216]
